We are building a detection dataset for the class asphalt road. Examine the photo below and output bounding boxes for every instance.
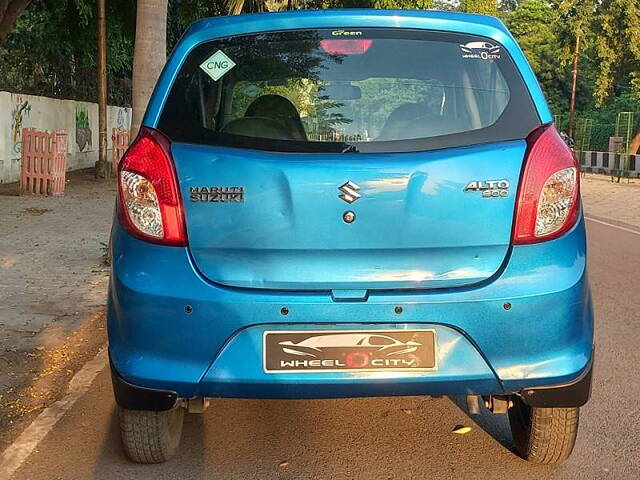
[7,218,640,479]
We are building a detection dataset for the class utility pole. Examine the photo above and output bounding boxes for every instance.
[568,33,580,139]
[96,0,108,178]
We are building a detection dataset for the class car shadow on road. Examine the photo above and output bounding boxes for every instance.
[88,395,531,480]
[447,395,515,451]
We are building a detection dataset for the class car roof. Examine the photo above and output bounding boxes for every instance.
[186,10,508,38]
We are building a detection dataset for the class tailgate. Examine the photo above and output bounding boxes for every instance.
[175,140,525,290]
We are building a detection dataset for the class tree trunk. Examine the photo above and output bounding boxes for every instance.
[95,0,109,179]
[0,0,31,45]
[629,126,640,155]
[130,0,168,138]
[568,34,580,139]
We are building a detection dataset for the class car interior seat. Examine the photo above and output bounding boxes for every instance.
[377,102,461,141]
[222,94,307,141]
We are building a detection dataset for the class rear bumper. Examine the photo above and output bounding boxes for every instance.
[520,353,593,408]
[108,215,593,403]
[110,348,594,410]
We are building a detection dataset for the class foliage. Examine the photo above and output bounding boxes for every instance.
[0,0,134,105]
[459,0,499,15]
[502,0,640,145]
[167,0,226,53]
[569,93,640,151]
[373,0,433,9]
[224,0,306,15]
[431,0,458,11]
[592,0,640,106]
[228,0,433,13]
[505,0,569,112]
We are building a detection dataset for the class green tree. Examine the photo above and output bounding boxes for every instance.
[459,0,499,16]
[593,0,640,105]
[373,0,433,8]
[592,0,640,152]
[226,0,435,13]
[506,1,567,112]
[432,0,457,10]
[0,0,134,104]
[225,0,306,15]
[582,93,640,151]
[168,0,226,52]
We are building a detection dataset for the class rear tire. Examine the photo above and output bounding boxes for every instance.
[508,396,579,464]
[119,406,184,463]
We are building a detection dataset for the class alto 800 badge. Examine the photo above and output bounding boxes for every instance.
[464,179,509,198]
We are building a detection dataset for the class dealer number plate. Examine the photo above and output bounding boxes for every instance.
[263,329,436,373]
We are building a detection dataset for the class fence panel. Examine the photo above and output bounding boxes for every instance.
[111,128,130,170]
[19,128,68,196]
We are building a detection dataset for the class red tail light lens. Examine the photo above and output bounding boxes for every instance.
[117,127,187,246]
[320,39,373,55]
[513,125,580,244]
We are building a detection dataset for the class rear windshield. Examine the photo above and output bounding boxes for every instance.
[158,28,540,153]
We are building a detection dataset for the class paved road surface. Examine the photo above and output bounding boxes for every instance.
[7,219,640,479]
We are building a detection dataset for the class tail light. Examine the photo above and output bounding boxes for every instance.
[513,125,580,244]
[117,127,187,246]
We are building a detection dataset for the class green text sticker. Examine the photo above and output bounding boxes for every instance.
[200,50,236,81]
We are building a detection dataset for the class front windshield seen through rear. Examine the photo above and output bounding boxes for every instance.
[158,28,539,153]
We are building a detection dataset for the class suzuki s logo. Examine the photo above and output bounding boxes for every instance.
[338,181,361,204]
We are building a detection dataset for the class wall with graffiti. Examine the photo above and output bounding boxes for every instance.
[0,91,131,183]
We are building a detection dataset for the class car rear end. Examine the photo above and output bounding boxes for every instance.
[108,10,593,465]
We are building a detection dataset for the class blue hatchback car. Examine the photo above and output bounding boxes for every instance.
[109,9,593,465]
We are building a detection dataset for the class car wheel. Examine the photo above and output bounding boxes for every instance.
[507,396,579,464]
[119,405,184,463]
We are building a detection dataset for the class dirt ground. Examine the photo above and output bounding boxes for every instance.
[0,168,638,452]
[0,170,113,448]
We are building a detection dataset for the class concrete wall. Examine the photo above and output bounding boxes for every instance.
[0,91,131,183]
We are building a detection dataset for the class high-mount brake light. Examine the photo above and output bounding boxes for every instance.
[513,125,580,244]
[117,127,187,246]
[320,39,373,55]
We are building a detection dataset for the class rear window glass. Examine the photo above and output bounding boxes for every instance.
[158,28,539,153]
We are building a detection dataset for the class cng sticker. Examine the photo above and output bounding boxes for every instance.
[200,50,236,81]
